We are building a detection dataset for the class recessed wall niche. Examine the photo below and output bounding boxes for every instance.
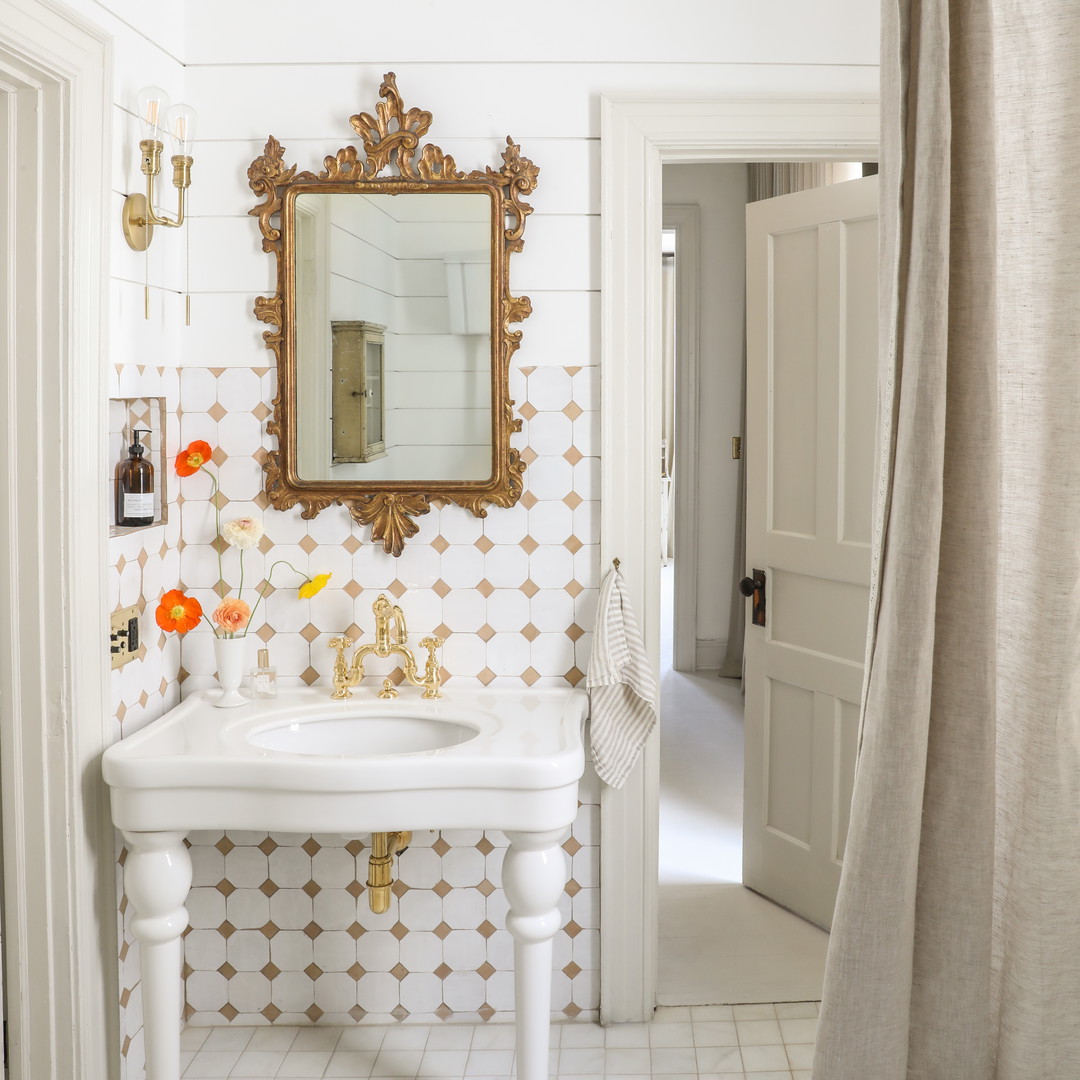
[109,397,168,534]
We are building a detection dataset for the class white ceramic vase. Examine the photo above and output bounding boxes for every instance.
[212,635,249,708]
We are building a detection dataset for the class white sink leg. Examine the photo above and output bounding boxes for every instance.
[121,830,192,1080]
[503,828,569,1080]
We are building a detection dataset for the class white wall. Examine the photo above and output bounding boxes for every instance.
[663,164,750,666]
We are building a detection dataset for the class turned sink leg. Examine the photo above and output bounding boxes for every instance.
[504,828,570,1080]
[121,830,192,1080]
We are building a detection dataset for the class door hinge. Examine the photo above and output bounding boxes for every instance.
[731,436,742,460]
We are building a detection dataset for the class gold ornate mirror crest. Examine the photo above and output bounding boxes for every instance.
[248,72,538,555]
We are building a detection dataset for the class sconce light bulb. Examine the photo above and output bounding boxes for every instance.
[165,103,198,157]
[136,85,171,140]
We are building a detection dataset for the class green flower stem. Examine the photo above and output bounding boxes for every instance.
[200,463,225,600]
[244,559,310,636]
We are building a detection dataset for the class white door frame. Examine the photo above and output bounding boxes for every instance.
[0,3,114,1076]
[599,94,879,1023]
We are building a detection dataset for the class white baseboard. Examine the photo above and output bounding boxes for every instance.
[695,639,726,671]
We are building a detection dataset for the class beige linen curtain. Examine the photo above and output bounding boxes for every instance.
[814,2,1080,1077]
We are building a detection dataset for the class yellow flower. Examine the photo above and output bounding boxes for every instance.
[298,572,331,599]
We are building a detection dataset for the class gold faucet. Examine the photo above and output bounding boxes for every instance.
[329,594,444,700]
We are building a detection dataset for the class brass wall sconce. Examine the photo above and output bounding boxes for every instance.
[121,85,196,252]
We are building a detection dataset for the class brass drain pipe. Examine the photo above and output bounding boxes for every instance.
[367,831,411,913]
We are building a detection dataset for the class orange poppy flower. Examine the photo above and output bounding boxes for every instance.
[156,589,203,634]
[175,440,213,476]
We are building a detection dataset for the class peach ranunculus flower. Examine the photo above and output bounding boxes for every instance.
[211,597,251,637]
[222,516,264,550]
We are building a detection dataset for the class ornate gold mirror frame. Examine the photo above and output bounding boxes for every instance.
[248,73,538,555]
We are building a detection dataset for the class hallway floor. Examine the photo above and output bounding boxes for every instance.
[180,1003,817,1079]
[658,564,828,1005]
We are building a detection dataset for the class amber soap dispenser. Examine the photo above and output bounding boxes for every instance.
[116,428,155,527]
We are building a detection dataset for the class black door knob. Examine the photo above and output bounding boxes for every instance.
[739,576,757,597]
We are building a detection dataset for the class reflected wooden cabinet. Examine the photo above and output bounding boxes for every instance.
[332,320,386,464]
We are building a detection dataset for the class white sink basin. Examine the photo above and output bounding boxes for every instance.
[248,713,479,756]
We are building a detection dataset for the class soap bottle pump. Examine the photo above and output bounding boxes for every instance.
[116,428,155,527]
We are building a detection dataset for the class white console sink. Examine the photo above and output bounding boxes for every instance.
[102,685,588,1080]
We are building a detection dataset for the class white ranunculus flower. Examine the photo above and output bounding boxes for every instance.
[221,516,264,550]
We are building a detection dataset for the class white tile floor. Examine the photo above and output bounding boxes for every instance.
[657,564,829,1005]
[181,1002,818,1079]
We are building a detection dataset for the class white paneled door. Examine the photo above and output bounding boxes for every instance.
[742,176,878,930]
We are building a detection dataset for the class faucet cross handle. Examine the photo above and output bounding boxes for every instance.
[418,636,445,700]
[328,636,356,700]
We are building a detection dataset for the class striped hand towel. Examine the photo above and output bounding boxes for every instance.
[586,564,657,787]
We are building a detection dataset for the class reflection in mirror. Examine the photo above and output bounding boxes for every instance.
[293,192,493,483]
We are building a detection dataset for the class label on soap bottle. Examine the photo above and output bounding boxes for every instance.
[123,492,154,518]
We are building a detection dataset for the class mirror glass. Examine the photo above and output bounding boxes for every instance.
[293,191,494,483]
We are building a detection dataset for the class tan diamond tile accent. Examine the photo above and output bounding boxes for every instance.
[219,1002,239,1022]
[520,490,538,510]
[346,922,366,940]
[115,702,128,724]
[566,623,585,642]
[564,535,584,554]
[565,879,582,897]
[121,1034,132,1058]
[348,1004,367,1022]
[430,534,450,554]
[519,447,538,466]
[253,401,272,422]
[433,921,452,941]
[390,962,409,982]
[562,961,582,979]
[254,491,271,511]
[386,920,407,941]
[563,446,584,466]
[565,365,582,376]
[304,962,323,980]
[432,578,452,599]
[477,878,496,897]
[158,676,170,697]
[218,920,236,939]
[563,836,582,856]
[474,534,494,554]
[476,836,495,856]
[435,1003,454,1020]
[347,962,366,980]
[120,987,132,1009]
[258,836,278,856]
[564,1003,582,1018]
[434,962,452,980]
[305,1004,324,1022]
[391,1005,410,1021]
[138,689,149,708]
[301,666,320,685]
[477,623,496,643]
[520,579,540,599]
[183,1003,196,1022]
[563,401,584,421]
[298,534,318,555]
[564,580,584,598]
[434,623,453,640]
[257,535,274,556]
[432,836,451,856]
[392,879,409,898]
[477,667,496,686]
[346,880,364,899]
[478,1004,496,1021]
[261,1002,282,1022]
[259,879,279,898]
[300,623,320,644]
[476,579,495,598]
[303,921,322,940]
[261,961,280,980]
[477,920,497,940]
[522,667,541,686]
[115,554,127,574]
[564,920,582,939]
[257,623,275,643]
[302,837,322,857]
[207,402,228,423]
[521,623,540,642]
[118,848,128,868]
[119,941,130,963]
[216,836,235,856]
[216,879,236,898]
[520,365,537,377]
[477,961,496,980]
[259,921,280,939]
[518,402,538,420]
[388,579,407,599]
[302,879,322,898]
[218,961,237,980]
[519,536,539,555]
[345,839,365,856]
[563,491,583,510]
[343,534,362,554]
[344,579,363,599]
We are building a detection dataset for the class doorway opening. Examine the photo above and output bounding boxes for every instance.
[655,161,870,1007]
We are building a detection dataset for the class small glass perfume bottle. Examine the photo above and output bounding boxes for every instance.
[252,648,277,698]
